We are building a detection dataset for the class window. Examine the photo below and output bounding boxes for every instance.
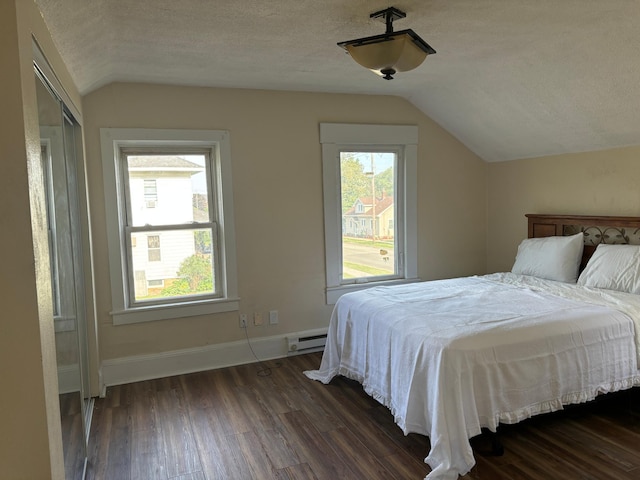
[101,128,238,325]
[144,179,158,208]
[321,123,418,304]
[147,235,161,262]
[40,142,61,318]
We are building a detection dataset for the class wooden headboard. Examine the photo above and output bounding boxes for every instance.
[527,214,640,270]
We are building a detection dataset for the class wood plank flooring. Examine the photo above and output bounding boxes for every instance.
[60,392,86,480]
[86,352,640,479]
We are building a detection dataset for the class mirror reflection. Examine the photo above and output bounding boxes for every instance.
[35,70,90,480]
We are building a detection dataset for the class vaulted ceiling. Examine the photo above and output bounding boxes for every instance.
[35,0,640,162]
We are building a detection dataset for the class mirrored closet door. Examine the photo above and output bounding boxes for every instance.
[35,58,91,480]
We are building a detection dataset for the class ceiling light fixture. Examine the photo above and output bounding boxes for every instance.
[337,6,436,80]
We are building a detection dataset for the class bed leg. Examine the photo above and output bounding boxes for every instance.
[481,428,504,456]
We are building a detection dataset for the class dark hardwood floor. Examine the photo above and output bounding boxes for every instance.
[60,392,86,480]
[86,352,640,479]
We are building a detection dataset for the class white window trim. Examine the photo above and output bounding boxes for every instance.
[321,123,419,304]
[100,128,239,325]
[40,134,62,318]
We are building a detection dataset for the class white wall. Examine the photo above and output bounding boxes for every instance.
[82,83,488,364]
[0,0,83,477]
[487,145,640,273]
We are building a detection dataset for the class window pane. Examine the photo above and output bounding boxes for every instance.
[144,179,158,208]
[130,228,215,302]
[126,154,209,226]
[340,152,396,280]
[147,235,161,262]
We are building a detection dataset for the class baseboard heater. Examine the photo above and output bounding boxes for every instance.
[286,328,328,355]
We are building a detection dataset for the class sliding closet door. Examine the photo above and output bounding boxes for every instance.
[35,70,89,480]
[62,112,92,415]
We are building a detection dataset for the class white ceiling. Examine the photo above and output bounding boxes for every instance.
[35,0,640,162]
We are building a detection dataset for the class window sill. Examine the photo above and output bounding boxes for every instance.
[111,297,240,325]
[326,278,420,305]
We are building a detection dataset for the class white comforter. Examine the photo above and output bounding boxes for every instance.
[304,273,640,480]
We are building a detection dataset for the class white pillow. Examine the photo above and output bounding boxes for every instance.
[511,233,584,283]
[577,244,640,293]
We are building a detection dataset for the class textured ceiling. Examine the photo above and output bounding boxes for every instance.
[35,0,640,162]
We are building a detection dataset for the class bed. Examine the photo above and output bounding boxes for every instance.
[305,214,640,480]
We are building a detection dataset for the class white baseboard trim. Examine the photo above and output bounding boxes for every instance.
[58,363,81,394]
[100,328,327,393]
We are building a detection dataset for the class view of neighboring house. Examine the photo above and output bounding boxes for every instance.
[128,156,206,297]
[342,195,394,240]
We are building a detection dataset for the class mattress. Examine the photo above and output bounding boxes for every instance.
[305,273,640,480]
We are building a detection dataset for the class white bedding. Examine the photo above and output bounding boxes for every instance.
[304,273,640,480]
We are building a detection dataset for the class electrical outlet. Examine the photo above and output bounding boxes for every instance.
[269,310,278,325]
[254,312,263,326]
[239,314,248,328]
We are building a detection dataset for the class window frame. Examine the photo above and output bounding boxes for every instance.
[100,128,239,325]
[338,146,404,285]
[320,123,419,304]
[121,147,220,307]
[40,139,62,319]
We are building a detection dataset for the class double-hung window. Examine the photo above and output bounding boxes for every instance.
[101,128,238,324]
[321,123,418,304]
